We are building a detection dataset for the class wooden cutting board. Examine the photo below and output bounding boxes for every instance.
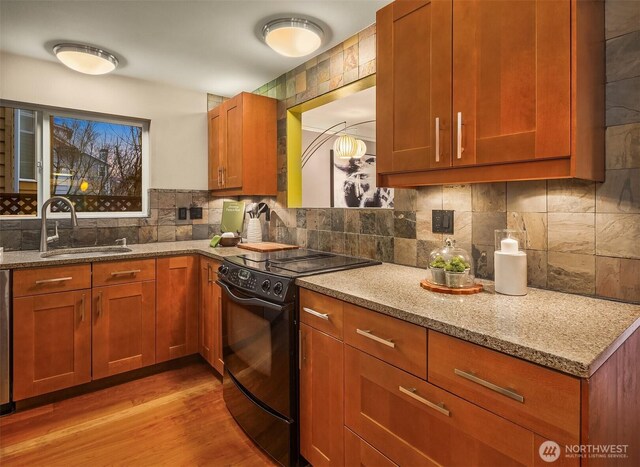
[238,242,300,252]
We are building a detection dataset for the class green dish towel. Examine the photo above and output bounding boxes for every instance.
[210,235,222,248]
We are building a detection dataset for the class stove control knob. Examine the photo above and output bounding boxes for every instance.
[261,279,271,293]
[273,281,284,296]
[218,265,229,275]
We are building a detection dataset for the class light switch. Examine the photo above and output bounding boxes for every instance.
[432,210,454,234]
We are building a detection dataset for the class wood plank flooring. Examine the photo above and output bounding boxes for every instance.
[0,362,277,466]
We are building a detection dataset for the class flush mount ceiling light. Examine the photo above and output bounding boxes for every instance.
[53,43,119,75]
[262,18,323,58]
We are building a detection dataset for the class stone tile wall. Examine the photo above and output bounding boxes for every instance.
[254,2,640,303]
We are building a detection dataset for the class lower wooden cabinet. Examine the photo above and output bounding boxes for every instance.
[344,345,535,467]
[13,290,91,400]
[92,281,156,380]
[199,257,223,374]
[156,256,198,362]
[344,427,397,467]
[299,323,344,466]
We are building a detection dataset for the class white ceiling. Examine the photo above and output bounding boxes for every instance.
[0,0,387,97]
[303,85,375,140]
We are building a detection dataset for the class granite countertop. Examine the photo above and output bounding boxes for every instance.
[296,263,640,378]
[0,240,243,269]
[3,242,639,378]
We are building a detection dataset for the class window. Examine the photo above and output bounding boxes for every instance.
[0,104,149,217]
[16,110,37,182]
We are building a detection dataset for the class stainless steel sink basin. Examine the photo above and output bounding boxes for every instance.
[40,246,132,258]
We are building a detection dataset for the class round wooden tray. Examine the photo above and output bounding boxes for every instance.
[420,279,483,295]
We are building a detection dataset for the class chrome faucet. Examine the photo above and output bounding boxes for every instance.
[40,196,78,252]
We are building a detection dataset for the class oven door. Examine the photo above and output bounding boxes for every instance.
[218,280,294,419]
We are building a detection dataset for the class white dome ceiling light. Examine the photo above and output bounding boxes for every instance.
[262,18,324,58]
[53,43,119,75]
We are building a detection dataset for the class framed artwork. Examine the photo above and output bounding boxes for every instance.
[330,150,394,208]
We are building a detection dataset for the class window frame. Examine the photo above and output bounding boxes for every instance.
[0,101,150,220]
[15,109,38,183]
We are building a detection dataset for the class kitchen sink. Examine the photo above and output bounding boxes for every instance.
[40,246,133,258]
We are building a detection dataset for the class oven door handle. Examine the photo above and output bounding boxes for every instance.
[216,280,286,312]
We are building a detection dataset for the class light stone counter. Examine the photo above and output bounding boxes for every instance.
[296,263,640,378]
[3,243,638,378]
[0,240,243,269]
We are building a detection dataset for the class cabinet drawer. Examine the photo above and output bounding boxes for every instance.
[14,264,91,297]
[345,346,534,467]
[344,303,427,379]
[93,259,155,286]
[299,289,344,340]
[344,428,397,467]
[428,331,581,444]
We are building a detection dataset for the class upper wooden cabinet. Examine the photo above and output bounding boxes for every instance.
[208,92,277,195]
[376,0,604,186]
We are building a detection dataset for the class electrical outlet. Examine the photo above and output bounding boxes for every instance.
[432,210,454,234]
[189,206,203,219]
[178,207,188,220]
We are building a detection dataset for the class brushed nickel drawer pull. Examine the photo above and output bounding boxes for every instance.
[456,111,464,159]
[302,307,329,321]
[435,117,440,163]
[35,276,73,285]
[110,269,141,276]
[356,329,395,348]
[454,369,524,403]
[399,386,450,417]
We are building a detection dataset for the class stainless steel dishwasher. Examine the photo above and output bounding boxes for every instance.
[0,270,12,415]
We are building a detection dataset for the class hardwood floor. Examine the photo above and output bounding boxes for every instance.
[0,362,277,466]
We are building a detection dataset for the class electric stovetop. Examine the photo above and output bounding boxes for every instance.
[224,248,380,278]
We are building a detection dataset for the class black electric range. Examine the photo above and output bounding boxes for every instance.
[218,248,380,303]
[216,249,379,466]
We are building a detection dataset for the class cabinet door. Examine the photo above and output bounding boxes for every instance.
[13,290,91,400]
[345,346,535,466]
[452,0,570,166]
[221,94,243,189]
[377,0,452,174]
[156,256,198,363]
[199,259,215,365]
[199,258,224,374]
[92,282,156,379]
[208,106,223,190]
[299,323,344,466]
[344,428,397,467]
[211,279,224,374]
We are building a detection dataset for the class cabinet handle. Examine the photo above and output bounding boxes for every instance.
[435,117,440,163]
[221,167,225,187]
[96,291,103,317]
[298,329,303,370]
[110,269,141,276]
[207,264,213,283]
[302,307,329,321]
[80,293,86,322]
[217,167,222,187]
[35,276,72,285]
[454,369,524,403]
[356,328,395,348]
[399,386,450,417]
[456,112,464,159]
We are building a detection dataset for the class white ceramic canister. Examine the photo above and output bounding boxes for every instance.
[494,235,527,296]
[246,217,263,243]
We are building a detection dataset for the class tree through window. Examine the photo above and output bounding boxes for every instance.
[50,116,143,213]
